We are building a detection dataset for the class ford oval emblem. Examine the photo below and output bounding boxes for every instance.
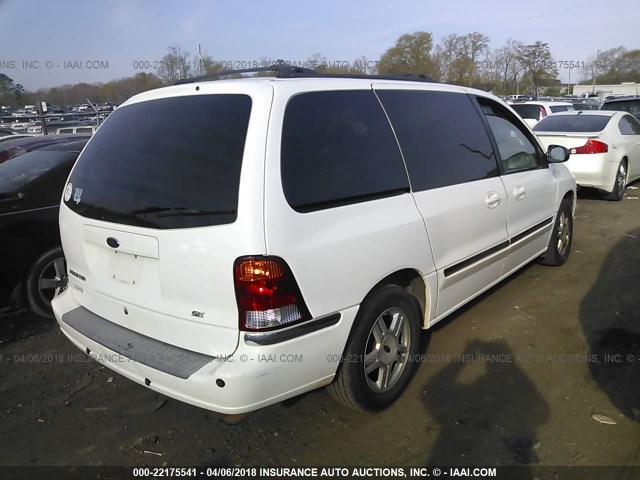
[106,237,120,249]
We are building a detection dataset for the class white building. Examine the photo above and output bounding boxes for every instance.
[573,82,640,97]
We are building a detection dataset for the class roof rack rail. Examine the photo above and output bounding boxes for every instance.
[175,60,316,84]
[175,59,436,85]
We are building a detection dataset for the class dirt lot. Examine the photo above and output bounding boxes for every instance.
[1,190,639,476]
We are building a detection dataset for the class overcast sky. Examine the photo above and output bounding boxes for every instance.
[0,0,636,90]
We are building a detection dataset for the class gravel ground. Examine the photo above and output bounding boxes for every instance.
[0,189,639,478]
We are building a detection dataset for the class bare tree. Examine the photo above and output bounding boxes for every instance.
[518,41,557,96]
[157,45,193,85]
[494,39,524,93]
[433,33,489,86]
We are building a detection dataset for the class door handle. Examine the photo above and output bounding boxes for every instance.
[485,191,501,209]
[513,185,526,200]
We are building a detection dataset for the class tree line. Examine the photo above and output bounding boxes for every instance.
[1,32,638,107]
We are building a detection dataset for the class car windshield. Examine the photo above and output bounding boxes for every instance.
[65,94,252,229]
[533,115,611,132]
[0,149,77,194]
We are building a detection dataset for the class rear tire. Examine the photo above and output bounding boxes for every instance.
[328,285,421,412]
[538,198,573,266]
[604,161,627,201]
[25,247,66,319]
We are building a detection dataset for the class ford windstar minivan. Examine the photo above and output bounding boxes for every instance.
[53,65,576,414]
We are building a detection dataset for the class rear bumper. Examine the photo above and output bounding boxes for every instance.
[565,154,618,192]
[53,288,356,414]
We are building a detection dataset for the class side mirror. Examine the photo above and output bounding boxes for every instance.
[547,145,570,163]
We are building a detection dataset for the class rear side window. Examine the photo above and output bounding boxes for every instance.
[65,95,251,229]
[377,90,497,191]
[619,115,640,135]
[281,90,409,212]
[533,115,611,132]
[511,104,542,120]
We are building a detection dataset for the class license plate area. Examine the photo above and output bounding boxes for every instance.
[109,251,141,286]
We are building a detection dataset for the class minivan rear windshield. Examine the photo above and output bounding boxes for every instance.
[64,94,252,229]
[533,115,611,132]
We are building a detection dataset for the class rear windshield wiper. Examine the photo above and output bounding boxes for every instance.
[133,207,236,217]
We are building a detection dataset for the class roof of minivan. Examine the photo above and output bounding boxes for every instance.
[119,77,499,109]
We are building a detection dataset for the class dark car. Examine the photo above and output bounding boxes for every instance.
[600,96,640,120]
[0,135,89,317]
[0,134,89,163]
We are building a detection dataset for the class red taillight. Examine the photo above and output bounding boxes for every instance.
[234,256,311,331]
[539,106,547,120]
[571,139,608,154]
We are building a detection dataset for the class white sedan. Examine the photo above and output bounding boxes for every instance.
[534,111,640,200]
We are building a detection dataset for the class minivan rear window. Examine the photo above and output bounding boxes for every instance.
[64,95,252,229]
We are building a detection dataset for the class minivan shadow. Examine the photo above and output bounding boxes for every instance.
[421,339,550,473]
[580,227,640,421]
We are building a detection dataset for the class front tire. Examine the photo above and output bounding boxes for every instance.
[328,285,421,412]
[538,198,573,266]
[604,161,627,201]
[25,247,66,319]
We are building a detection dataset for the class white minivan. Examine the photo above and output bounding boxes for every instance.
[53,67,576,414]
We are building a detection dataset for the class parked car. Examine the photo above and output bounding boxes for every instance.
[0,135,89,317]
[534,111,640,200]
[53,70,575,415]
[600,96,640,120]
[510,101,575,127]
[26,125,43,134]
[508,94,536,101]
[0,134,89,164]
[56,125,98,135]
[0,116,37,132]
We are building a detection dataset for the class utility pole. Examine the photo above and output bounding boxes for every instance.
[592,50,600,94]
